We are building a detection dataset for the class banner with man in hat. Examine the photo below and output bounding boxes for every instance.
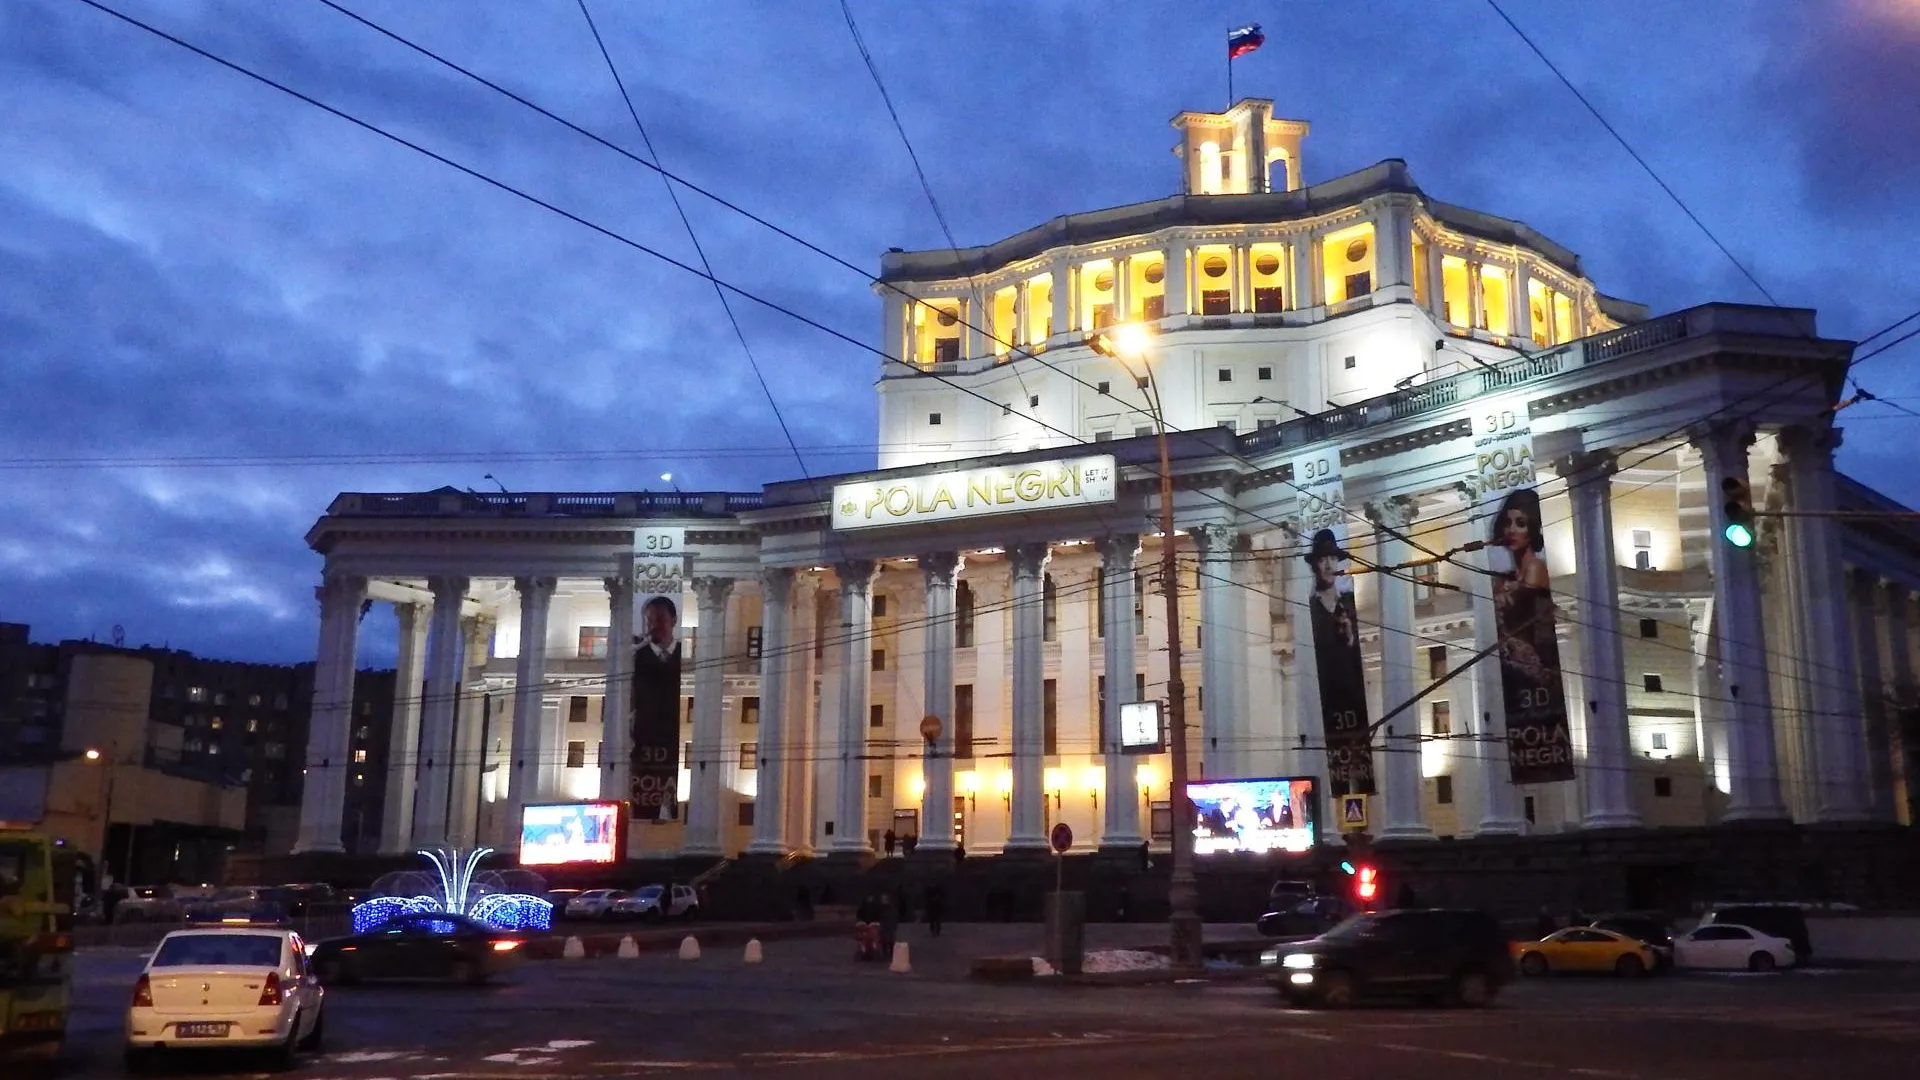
[1293,448,1375,796]
[1470,404,1574,784]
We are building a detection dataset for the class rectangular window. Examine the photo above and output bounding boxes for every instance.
[931,338,958,365]
[741,696,760,725]
[1651,731,1669,751]
[747,626,763,659]
[1430,700,1452,737]
[1252,286,1284,313]
[1428,645,1447,681]
[873,594,889,617]
[247,693,261,707]
[1257,366,1272,380]
[954,684,974,759]
[1435,774,1453,805]
[1135,375,1150,390]
[1526,278,1554,345]
[1257,418,1278,430]
[872,649,887,672]
[1042,576,1058,642]
[870,703,885,729]
[1093,571,1106,638]
[1043,678,1058,755]
[1441,255,1471,328]
[1096,674,1108,748]
[1141,293,1166,320]
[1201,289,1231,315]
[1217,419,1238,433]
[565,741,587,769]
[1134,574,1146,636]
[1639,618,1659,639]
[1524,795,1536,824]
[956,581,974,647]
[1136,673,1147,701]
[1644,674,1664,693]
[1134,426,1154,438]
[1480,264,1512,335]
[1029,394,1040,408]
[1654,776,1673,798]
[187,686,207,703]
[1413,563,1438,603]
[740,742,758,770]
[578,625,609,659]
[1321,223,1376,304]
[352,749,367,763]
[737,801,756,827]
[1217,368,1233,383]
[1343,354,1357,370]
[868,774,884,799]
[1094,430,1113,442]
[569,696,589,724]
[1411,234,1429,306]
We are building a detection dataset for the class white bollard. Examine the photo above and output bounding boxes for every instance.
[617,935,640,959]
[743,938,764,965]
[561,936,586,960]
[889,941,911,974]
[678,935,701,961]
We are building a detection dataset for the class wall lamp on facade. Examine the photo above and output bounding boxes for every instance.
[957,770,980,812]
[84,748,102,761]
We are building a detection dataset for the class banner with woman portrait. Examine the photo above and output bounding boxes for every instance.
[631,527,688,821]
[1293,447,1375,797]
[1471,407,1575,784]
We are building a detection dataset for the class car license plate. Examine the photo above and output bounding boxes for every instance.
[175,1022,230,1039]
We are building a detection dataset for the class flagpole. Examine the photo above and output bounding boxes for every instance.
[1226,27,1233,109]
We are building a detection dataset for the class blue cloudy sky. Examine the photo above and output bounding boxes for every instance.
[2,0,1916,666]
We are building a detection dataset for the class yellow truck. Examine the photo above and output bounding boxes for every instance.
[0,830,77,1066]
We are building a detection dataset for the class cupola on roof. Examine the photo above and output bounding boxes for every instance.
[1170,98,1310,195]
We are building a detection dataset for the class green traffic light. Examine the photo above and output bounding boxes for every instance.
[1339,860,1356,875]
[1724,522,1754,548]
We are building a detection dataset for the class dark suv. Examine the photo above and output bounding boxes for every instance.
[1261,909,1514,1008]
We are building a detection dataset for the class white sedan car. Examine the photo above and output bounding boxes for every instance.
[125,924,325,1069]
[611,884,700,921]
[563,888,623,920]
[1672,922,1797,972]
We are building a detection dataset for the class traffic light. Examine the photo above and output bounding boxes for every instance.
[1354,865,1380,908]
[1721,476,1755,549]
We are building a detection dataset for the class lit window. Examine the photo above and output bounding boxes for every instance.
[1249,242,1288,312]
[909,299,963,366]
[991,286,1018,354]
[1024,273,1054,344]
[1129,253,1166,321]
[1198,140,1222,194]
[740,743,758,770]
[353,749,367,763]
[578,625,609,660]
[1411,234,1429,307]
[1553,291,1575,344]
[1078,259,1117,331]
[1651,731,1669,750]
[1527,278,1556,345]
[1320,223,1375,304]
[1194,245,1233,314]
[187,686,208,703]
[1441,255,1471,328]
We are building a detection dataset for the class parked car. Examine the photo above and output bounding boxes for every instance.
[1260,909,1514,1008]
[562,889,623,920]
[1586,912,1676,970]
[308,912,526,986]
[125,918,325,1069]
[1673,923,1796,972]
[1512,926,1656,977]
[115,887,185,924]
[611,885,699,922]
[1257,895,1356,939]
[1699,904,1812,961]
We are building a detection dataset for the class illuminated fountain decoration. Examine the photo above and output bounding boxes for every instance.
[349,846,553,934]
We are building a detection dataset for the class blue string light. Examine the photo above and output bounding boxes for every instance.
[349,847,552,934]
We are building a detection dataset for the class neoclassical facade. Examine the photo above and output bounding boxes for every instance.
[292,101,1920,860]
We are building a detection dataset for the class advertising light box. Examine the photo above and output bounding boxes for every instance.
[518,801,626,866]
[1186,776,1317,855]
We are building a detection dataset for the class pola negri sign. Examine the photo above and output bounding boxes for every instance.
[831,454,1117,530]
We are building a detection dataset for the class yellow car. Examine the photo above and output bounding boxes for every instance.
[1512,927,1656,977]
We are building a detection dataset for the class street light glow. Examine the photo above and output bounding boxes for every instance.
[84,748,101,761]
[1085,322,1154,362]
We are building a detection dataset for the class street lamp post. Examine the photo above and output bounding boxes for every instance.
[1088,324,1203,970]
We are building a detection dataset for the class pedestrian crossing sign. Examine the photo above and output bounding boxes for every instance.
[1339,794,1370,832]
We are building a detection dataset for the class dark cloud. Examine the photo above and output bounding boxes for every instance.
[3,0,1918,663]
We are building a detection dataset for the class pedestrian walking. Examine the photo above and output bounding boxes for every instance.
[924,883,946,937]
[883,829,898,857]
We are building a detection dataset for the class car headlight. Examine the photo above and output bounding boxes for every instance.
[1282,953,1316,970]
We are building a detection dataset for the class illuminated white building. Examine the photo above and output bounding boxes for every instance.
[293,100,1919,860]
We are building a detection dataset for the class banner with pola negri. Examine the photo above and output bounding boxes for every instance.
[1293,447,1374,797]
[630,528,686,821]
[1469,404,1575,784]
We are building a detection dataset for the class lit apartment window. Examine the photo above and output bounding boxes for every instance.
[353,749,367,763]
[187,686,208,703]
[1321,223,1375,304]
[740,743,758,770]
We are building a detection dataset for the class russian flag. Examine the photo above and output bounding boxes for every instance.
[1228,24,1265,59]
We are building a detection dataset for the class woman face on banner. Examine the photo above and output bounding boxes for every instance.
[1492,488,1547,567]
[1313,553,1341,592]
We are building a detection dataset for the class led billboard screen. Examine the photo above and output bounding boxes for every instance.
[1186,776,1317,855]
[518,801,625,866]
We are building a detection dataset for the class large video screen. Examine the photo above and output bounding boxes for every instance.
[519,801,624,866]
[1187,776,1317,855]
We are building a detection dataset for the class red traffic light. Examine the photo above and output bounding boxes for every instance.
[1355,865,1380,904]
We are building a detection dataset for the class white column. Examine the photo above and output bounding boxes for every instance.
[883,295,907,366]
[1466,549,1526,835]
[1694,425,1788,820]
[507,578,555,837]
[1851,570,1897,821]
[785,577,822,853]
[1166,241,1191,317]
[449,616,491,847]
[600,560,634,802]
[1513,262,1536,343]
[1007,542,1052,851]
[1196,524,1240,779]
[1564,451,1640,828]
[747,569,794,854]
[684,576,734,855]
[413,575,469,846]
[1049,255,1072,340]
[918,553,963,851]
[1099,534,1144,849]
[1371,497,1432,840]
[1376,203,1409,289]
[1781,425,1871,821]
[293,571,366,855]
[1290,235,1314,311]
[379,601,428,855]
[831,560,876,854]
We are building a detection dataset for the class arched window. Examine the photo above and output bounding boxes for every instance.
[1268,149,1290,192]
[955,580,975,648]
[1198,140,1223,195]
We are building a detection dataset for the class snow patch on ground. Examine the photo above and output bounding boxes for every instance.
[1032,949,1171,976]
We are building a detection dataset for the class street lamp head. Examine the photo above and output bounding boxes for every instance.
[1085,322,1154,362]
[84,748,102,761]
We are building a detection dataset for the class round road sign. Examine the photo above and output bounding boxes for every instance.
[919,714,943,741]
[1049,822,1073,853]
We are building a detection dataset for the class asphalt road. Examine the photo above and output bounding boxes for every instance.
[59,927,1920,1079]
